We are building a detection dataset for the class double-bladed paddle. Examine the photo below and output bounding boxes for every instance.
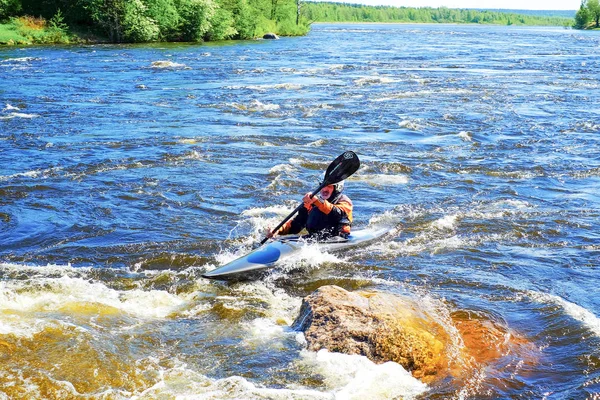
[259,151,360,245]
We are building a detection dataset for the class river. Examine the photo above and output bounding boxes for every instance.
[1,23,600,399]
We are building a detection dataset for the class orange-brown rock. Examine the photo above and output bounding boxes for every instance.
[292,285,538,385]
[292,285,450,381]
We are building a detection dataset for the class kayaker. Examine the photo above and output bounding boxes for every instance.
[268,180,353,240]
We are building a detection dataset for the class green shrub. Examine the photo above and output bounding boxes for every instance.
[0,0,21,21]
[275,16,308,36]
[0,14,76,44]
[175,0,217,41]
[146,0,181,40]
[122,0,159,42]
[205,7,236,40]
[231,0,255,39]
[252,14,276,37]
[0,22,28,44]
[86,0,126,42]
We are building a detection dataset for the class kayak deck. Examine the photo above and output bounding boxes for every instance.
[202,227,393,282]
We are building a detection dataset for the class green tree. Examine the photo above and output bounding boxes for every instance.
[18,0,90,24]
[84,0,159,42]
[175,0,217,41]
[46,9,70,42]
[0,0,21,21]
[121,0,159,41]
[205,6,236,39]
[146,0,181,40]
[574,1,590,28]
[588,0,600,27]
[216,0,255,39]
[85,0,126,42]
[229,0,255,38]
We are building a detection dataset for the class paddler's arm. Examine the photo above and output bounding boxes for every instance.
[269,200,311,237]
[310,196,353,222]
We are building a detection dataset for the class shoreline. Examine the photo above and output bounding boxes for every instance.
[2,17,587,47]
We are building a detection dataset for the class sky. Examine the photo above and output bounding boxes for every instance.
[331,0,580,10]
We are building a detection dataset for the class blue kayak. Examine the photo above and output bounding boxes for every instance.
[202,227,393,281]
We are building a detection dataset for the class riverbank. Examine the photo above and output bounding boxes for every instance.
[1,11,576,46]
[0,17,103,45]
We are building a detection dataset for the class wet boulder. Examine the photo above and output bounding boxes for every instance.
[292,285,449,381]
[292,285,538,384]
[263,33,279,40]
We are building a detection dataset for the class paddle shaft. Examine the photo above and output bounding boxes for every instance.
[259,183,327,245]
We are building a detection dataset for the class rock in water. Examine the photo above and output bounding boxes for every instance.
[263,33,279,40]
[292,285,449,381]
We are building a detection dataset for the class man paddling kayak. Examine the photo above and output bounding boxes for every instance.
[268,179,353,240]
[203,151,363,281]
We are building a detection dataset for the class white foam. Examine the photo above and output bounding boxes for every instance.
[0,275,186,321]
[150,60,188,69]
[458,131,472,141]
[398,119,422,130]
[0,112,39,120]
[283,243,345,272]
[353,173,409,186]
[0,166,63,181]
[133,367,331,400]
[576,121,600,131]
[529,292,600,337]
[433,214,458,230]
[288,158,304,166]
[269,163,296,174]
[180,150,207,161]
[298,349,428,399]
[134,349,427,399]
[233,204,295,244]
[248,100,280,112]
[177,138,205,145]
[372,91,423,101]
[241,205,294,217]
[245,83,303,91]
[306,138,327,147]
[367,210,399,227]
[1,57,40,63]
[210,283,301,330]
[0,314,59,337]
[495,199,532,209]
[354,76,396,86]
[2,103,20,111]
[242,318,288,348]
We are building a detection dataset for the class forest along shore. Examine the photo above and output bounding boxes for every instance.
[0,0,575,45]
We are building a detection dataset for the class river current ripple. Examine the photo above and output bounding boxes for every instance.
[1,24,600,399]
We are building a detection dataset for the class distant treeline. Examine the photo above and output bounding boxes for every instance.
[479,9,575,18]
[0,0,308,44]
[302,2,573,26]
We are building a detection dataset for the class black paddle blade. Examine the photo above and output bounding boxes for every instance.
[323,151,360,185]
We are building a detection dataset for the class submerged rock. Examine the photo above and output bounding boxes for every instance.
[292,285,538,384]
[150,60,188,69]
[292,285,449,381]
